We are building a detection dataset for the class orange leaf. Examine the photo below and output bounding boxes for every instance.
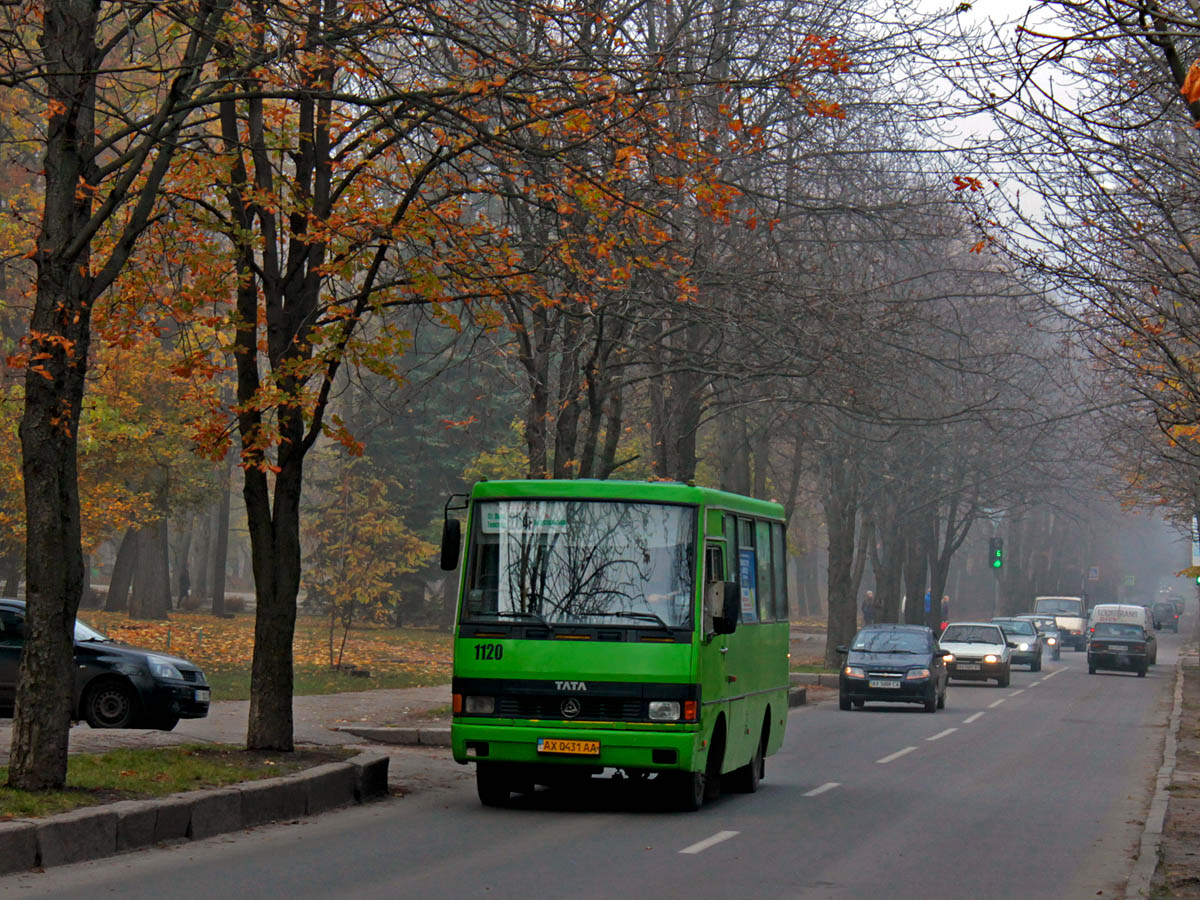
[1182,62,1200,103]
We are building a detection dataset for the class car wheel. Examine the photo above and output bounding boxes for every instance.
[1032,655,1042,673]
[997,668,1010,688]
[476,763,511,807]
[852,699,865,709]
[923,687,937,713]
[146,713,180,731]
[84,680,138,729]
[839,692,851,711]
[1137,667,1147,677]
[937,688,946,709]
[1088,665,1096,674]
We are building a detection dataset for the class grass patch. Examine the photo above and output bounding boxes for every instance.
[0,745,353,819]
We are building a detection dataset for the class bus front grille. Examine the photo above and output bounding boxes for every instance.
[496,696,645,721]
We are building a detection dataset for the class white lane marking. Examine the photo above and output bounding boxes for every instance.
[1010,689,1025,696]
[988,698,1007,708]
[680,831,740,855]
[926,728,957,741]
[963,712,985,724]
[876,746,918,764]
[804,782,840,797]
[1041,668,1064,680]
[1029,681,1042,687]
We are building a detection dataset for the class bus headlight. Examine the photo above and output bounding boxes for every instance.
[649,701,681,721]
[464,696,495,714]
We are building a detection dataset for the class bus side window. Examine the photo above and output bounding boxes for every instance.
[705,544,725,583]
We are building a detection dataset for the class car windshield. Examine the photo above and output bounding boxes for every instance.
[1034,598,1083,615]
[995,620,1035,636]
[851,630,929,653]
[940,625,1003,644]
[1094,623,1144,638]
[463,499,696,628]
[74,618,108,642]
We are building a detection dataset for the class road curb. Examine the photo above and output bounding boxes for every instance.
[1126,652,1187,898]
[0,751,390,876]
[335,725,451,745]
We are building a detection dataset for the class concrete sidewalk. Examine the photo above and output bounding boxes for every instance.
[0,683,454,764]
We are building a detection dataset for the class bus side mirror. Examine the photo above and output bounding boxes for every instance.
[440,518,461,571]
[713,582,740,635]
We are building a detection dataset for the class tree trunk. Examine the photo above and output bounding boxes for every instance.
[822,453,861,669]
[2,551,21,598]
[244,456,302,751]
[192,502,212,602]
[129,520,171,620]
[9,0,100,790]
[211,455,232,616]
[106,528,136,612]
[902,515,932,627]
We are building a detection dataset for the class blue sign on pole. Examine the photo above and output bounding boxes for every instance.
[924,590,931,615]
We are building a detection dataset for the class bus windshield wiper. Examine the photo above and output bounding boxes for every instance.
[487,610,555,632]
[587,610,673,631]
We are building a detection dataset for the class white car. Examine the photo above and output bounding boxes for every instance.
[938,622,1012,687]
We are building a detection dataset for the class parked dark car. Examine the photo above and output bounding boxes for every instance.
[0,599,209,730]
[838,624,949,713]
[1151,601,1180,632]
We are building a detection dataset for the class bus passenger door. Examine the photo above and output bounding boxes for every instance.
[700,542,730,761]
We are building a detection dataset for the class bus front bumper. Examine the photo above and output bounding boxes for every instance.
[452,721,702,771]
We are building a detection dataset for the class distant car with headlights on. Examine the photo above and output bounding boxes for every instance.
[991,617,1043,671]
[837,624,949,713]
[0,598,209,730]
[1015,614,1062,660]
[938,622,1011,687]
[1088,620,1152,677]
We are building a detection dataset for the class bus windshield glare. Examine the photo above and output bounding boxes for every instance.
[464,499,696,629]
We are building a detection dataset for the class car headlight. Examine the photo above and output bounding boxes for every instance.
[147,655,183,680]
[1018,643,1030,651]
[983,654,998,664]
[941,652,954,663]
[844,666,866,678]
[1046,637,1057,645]
[464,696,495,714]
[649,701,681,721]
[905,668,931,680]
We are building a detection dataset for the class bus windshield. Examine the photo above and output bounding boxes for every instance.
[463,499,696,628]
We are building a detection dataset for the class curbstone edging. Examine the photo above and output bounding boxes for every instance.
[0,753,392,877]
[0,820,37,875]
[36,807,117,867]
[349,752,390,802]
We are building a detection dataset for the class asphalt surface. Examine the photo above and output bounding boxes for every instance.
[0,628,1181,899]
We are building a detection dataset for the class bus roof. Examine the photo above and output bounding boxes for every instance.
[468,479,786,520]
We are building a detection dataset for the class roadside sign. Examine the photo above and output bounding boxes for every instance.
[1087,566,1100,582]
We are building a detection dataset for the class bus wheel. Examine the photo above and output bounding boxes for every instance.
[729,730,765,793]
[669,771,706,811]
[476,763,511,807]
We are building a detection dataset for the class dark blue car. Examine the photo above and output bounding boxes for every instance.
[838,624,949,713]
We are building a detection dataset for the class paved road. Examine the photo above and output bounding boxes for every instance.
[2,627,1179,899]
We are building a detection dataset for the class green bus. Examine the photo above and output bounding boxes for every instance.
[440,479,791,810]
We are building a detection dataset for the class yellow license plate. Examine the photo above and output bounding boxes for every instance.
[537,738,600,755]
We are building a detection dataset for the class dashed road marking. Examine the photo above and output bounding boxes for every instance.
[1010,689,1025,696]
[964,712,985,724]
[926,728,957,741]
[680,831,740,854]
[1029,681,1042,687]
[988,698,1007,708]
[804,782,840,797]
[877,746,917,764]
[1042,668,1064,680]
